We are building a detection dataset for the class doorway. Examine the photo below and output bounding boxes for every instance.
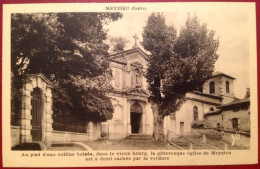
[131,112,142,133]
[130,103,143,134]
[180,122,184,135]
[31,88,43,141]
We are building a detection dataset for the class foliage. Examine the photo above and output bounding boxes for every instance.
[11,12,122,123]
[142,13,219,140]
[205,130,222,140]
[191,120,212,128]
[142,13,219,116]
[108,36,129,53]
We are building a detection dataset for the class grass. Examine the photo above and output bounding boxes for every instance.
[183,135,249,150]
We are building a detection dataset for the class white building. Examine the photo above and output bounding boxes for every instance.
[165,71,236,135]
[102,47,154,139]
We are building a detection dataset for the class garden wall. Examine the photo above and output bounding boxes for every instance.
[52,130,90,142]
[52,122,102,142]
[221,130,250,148]
[11,122,102,147]
[191,128,250,148]
[11,125,20,147]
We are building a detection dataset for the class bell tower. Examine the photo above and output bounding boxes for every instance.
[203,71,235,104]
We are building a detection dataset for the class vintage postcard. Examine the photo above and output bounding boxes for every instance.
[2,2,258,167]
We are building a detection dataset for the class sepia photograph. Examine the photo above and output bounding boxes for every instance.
[2,2,258,167]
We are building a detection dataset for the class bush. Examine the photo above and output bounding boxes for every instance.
[205,130,222,140]
[191,120,212,128]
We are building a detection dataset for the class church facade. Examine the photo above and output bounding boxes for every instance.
[101,47,154,139]
[103,46,238,139]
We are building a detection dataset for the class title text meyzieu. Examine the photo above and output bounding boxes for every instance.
[105,6,147,11]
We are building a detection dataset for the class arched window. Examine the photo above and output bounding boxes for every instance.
[226,81,230,93]
[209,82,215,94]
[193,106,198,120]
[210,107,214,111]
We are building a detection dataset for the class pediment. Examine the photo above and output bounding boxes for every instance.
[131,61,143,69]
[27,73,54,88]
[110,48,148,66]
[126,88,150,97]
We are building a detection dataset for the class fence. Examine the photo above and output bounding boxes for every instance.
[52,122,86,133]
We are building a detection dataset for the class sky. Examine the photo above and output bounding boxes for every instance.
[104,4,255,99]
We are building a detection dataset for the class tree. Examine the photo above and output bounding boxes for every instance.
[142,13,219,141]
[11,13,122,125]
[108,36,129,53]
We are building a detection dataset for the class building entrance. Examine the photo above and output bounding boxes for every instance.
[130,103,143,134]
[131,112,142,133]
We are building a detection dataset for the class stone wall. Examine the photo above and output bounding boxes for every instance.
[205,114,222,128]
[11,119,102,146]
[221,130,250,148]
[102,122,127,139]
[222,107,250,131]
[191,128,250,148]
[52,122,102,142]
[11,125,21,147]
[52,130,90,142]
[12,124,102,146]
[90,122,102,140]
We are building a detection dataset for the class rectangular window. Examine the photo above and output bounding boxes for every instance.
[180,122,184,134]
[217,123,220,129]
[232,118,238,130]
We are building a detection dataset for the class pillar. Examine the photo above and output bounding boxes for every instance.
[145,103,153,135]
[19,74,54,148]
[20,82,33,143]
[44,87,53,147]
[142,103,146,134]
[86,121,94,140]
[122,97,127,135]
[202,134,206,143]
[127,100,131,135]
[189,143,193,150]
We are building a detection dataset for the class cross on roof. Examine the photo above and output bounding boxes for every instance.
[132,34,139,48]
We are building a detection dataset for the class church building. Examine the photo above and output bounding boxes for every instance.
[164,71,236,136]
[102,41,237,139]
[101,46,154,139]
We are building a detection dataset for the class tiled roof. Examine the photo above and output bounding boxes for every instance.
[212,71,236,79]
[219,97,250,108]
[204,109,222,116]
[191,91,222,100]
[204,97,250,117]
